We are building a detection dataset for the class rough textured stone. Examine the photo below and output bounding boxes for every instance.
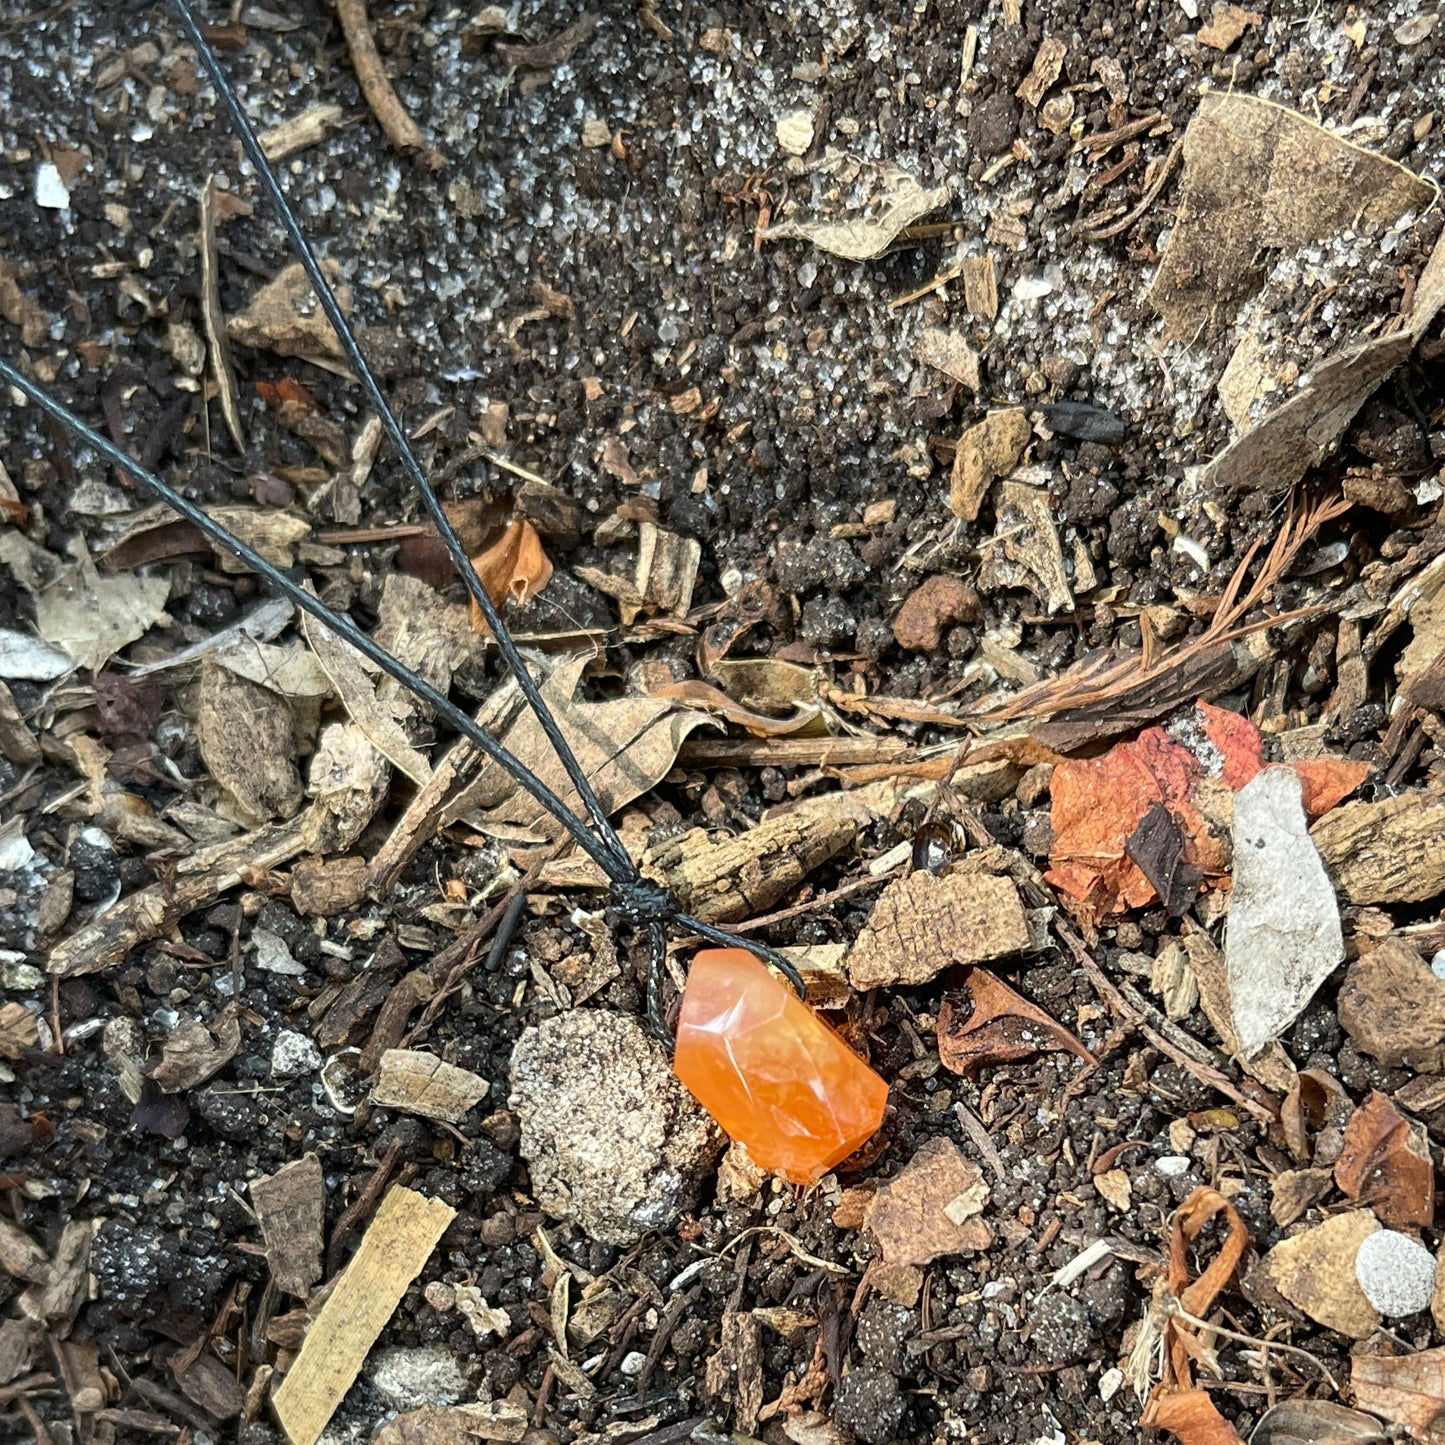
[509,1010,722,1245]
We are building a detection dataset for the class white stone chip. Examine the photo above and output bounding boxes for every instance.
[271,1029,323,1079]
[1355,1229,1436,1317]
[36,162,69,210]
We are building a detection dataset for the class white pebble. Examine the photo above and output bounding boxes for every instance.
[1155,1156,1191,1177]
[1355,1229,1436,1317]
[620,1351,648,1377]
[271,1029,322,1079]
[35,162,69,210]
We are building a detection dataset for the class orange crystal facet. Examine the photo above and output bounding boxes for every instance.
[673,948,888,1184]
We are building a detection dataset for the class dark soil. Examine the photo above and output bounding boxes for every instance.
[3,2,1445,1443]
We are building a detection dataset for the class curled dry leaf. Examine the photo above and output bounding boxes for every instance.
[469,518,553,631]
[1143,1187,1250,1445]
[1248,1400,1387,1445]
[936,968,1094,1077]
[864,1137,992,1267]
[761,172,953,260]
[1334,1091,1435,1231]
[1352,1347,1445,1440]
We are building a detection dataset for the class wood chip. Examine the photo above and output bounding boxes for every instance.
[227,260,353,364]
[704,1312,764,1433]
[1312,791,1445,904]
[250,1154,325,1297]
[1196,3,1263,50]
[961,254,998,320]
[1015,36,1066,107]
[372,1049,490,1124]
[948,408,1031,522]
[1338,937,1445,1073]
[273,1186,457,1445]
[259,102,346,162]
[290,855,369,917]
[335,0,441,165]
[642,812,856,925]
[845,871,1029,989]
[148,1010,242,1092]
[865,1137,992,1266]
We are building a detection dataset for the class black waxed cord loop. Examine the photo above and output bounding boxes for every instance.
[170,0,635,884]
[0,357,634,884]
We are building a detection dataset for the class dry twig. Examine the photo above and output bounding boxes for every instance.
[335,0,442,167]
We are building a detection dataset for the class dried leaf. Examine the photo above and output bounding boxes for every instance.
[197,657,306,821]
[864,1137,992,1267]
[914,327,981,391]
[1339,938,1445,1073]
[1352,1348,1445,1439]
[1269,1167,1334,1228]
[762,173,953,260]
[0,1003,39,1061]
[0,254,48,346]
[1291,756,1373,818]
[845,872,1030,990]
[301,606,431,788]
[1262,1210,1380,1338]
[1248,1401,1387,1445]
[937,968,1094,1076]
[34,546,169,673]
[978,478,1075,614]
[250,1154,325,1297]
[1334,1091,1435,1230]
[1150,93,1434,341]
[148,1009,242,1093]
[227,259,353,362]
[465,655,712,842]
[1196,4,1262,50]
[1225,768,1343,1057]
[469,519,553,628]
[948,407,1031,522]
[372,1049,490,1124]
[1144,1188,1250,1443]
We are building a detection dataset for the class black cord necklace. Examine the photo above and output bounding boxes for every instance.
[0,0,810,1042]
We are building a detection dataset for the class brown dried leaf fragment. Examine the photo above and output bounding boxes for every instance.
[937,968,1094,1076]
[1196,4,1263,50]
[1015,36,1066,106]
[865,1137,992,1267]
[762,173,953,261]
[948,407,1031,521]
[496,11,598,69]
[979,479,1074,614]
[1262,1209,1380,1338]
[1338,937,1445,1073]
[228,260,354,363]
[199,177,245,453]
[468,518,553,628]
[1150,93,1433,341]
[0,254,48,347]
[914,326,981,391]
[198,658,305,821]
[845,872,1030,990]
[1352,1348,1445,1440]
[250,1154,325,1297]
[1334,1091,1435,1230]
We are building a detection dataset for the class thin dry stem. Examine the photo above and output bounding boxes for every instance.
[336,0,443,167]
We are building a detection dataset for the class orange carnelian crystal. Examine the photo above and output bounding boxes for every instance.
[673,948,888,1184]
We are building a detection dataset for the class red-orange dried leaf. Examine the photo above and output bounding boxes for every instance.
[1195,699,1263,790]
[255,377,321,412]
[1145,1188,1250,1445]
[1045,724,1215,916]
[1292,756,1373,819]
[1143,1390,1245,1445]
[468,519,553,631]
[1352,1347,1445,1439]
[936,969,1094,1077]
[1334,1090,1435,1230]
